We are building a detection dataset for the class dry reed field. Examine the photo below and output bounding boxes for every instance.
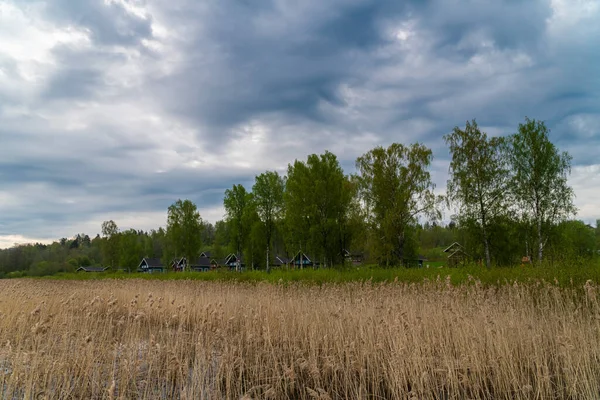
[1,278,599,399]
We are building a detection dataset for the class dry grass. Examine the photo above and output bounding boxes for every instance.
[0,278,599,399]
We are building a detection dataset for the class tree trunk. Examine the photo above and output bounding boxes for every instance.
[251,241,254,270]
[480,201,491,269]
[483,236,491,269]
[537,217,543,263]
[266,244,270,273]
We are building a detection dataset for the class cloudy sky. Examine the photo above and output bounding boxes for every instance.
[0,0,598,247]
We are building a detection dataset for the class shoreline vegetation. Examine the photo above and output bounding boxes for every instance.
[34,259,600,288]
[1,277,600,399]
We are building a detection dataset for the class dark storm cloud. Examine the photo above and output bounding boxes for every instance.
[1,0,599,243]
[146,0,568,157]
[151,1,416,140]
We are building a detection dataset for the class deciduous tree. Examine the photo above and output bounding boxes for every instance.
[285,151,353,266]
[166,199,203,271]
[444,119,509,268]
[356,143,439,266]
[508,118,575,262]
[224,184,252,258]
[253,171,285,272]
[101,220,120,267]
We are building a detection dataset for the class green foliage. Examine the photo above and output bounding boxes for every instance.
[224,184,252,256]
[243,201,265,270]
[445,120,509,268]
[101,220,120,267]
[29,261,68,276]
[508,118,576,262]
[285,151,353,266]
[253,171,285,272]
[119,229,145,272]
[41,258,600,289]
[356,143,439,266]
[166,199,204,270]
[550,220,596,260]
[418,222,457,252]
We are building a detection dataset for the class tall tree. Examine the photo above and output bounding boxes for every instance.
[242,195,263,270]
[356,143,439,266]
[253,171,285,272]
[212,220,230,259]
[444,119,509,268]
[223,184,251,257]
[596,220,600,256]
[166,199,204,271]
[200,221,216,248]
[119,229,143,272]
[285,151,352,266]
[508,118,575,262]
[101,220,120,267]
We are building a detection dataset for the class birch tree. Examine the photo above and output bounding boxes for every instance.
[253,171,285,272]
[508,118,575,262]
[444,119,509,268]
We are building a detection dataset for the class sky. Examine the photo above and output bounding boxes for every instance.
[0,0,599,248]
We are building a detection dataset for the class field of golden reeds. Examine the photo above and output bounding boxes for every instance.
[1,277,599,399]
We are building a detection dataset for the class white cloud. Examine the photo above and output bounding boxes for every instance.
[569,164,600,223]
[0,0,598,248]
[0,235,53,249]
[0,2,90,87]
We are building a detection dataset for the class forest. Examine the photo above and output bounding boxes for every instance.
[0,118,598,277]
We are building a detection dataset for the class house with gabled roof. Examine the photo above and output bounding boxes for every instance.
[188,256,213,272]
[291,251,318,269]
[222,253,244,271]
[200,250,212,258]
[171,256,217,272]
[443,242,469,267]
[137,258,165,273]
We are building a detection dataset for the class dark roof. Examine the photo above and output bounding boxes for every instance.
[76,266,108,272]
[139,258,164,268]
[272,256,291,266]
[200,251,212,258]
[189,256,212,268]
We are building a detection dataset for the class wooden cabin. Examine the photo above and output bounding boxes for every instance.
[137,258,165,273]
[215,253,244,271]
[188,257,213,272]
[291,251,317,269]
[443,242,469,267]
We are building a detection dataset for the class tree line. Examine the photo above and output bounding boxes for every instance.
[1,118,598,276]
